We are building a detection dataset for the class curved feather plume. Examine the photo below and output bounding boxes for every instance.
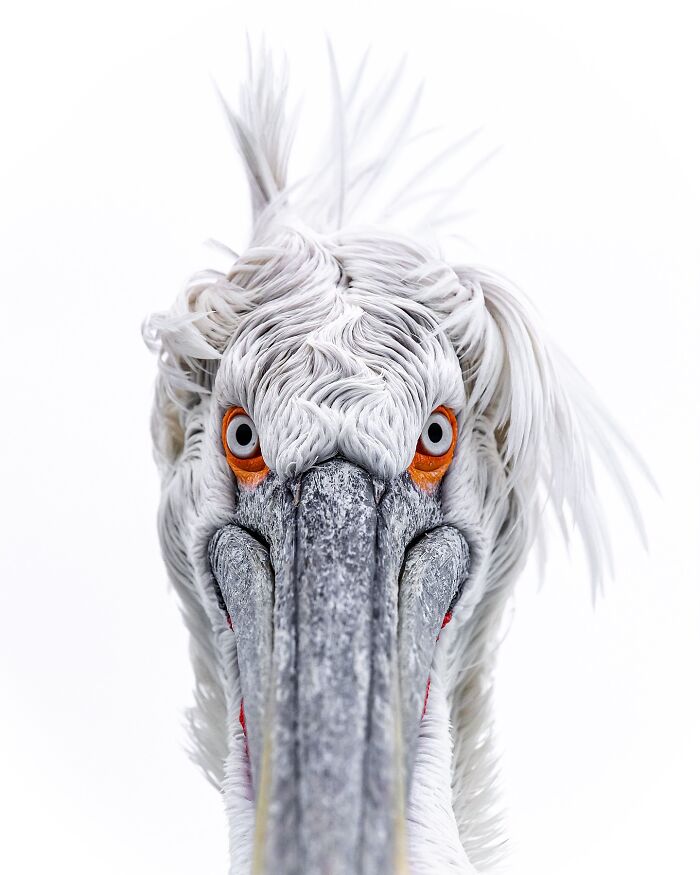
[144,46,645,870]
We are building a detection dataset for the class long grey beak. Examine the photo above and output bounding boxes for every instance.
[209,459,469,875]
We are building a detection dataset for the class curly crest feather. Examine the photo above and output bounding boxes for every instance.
[144,47,643,872]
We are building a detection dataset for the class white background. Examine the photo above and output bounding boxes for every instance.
[1,2,698,873]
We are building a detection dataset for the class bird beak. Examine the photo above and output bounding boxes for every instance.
[209,458,469,875]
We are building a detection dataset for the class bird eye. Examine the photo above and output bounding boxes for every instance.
[408,406,457,491]
[221,407,269,487]
[417,411,453,456]
[225,413,259,458]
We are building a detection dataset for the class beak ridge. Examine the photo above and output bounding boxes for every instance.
[209,459,470,875]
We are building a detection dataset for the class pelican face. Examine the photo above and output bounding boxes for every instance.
[146,54,632,875]
[209,459,469,874]
[191,269,476,873]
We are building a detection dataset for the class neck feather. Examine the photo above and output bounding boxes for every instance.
[407,669,475,874]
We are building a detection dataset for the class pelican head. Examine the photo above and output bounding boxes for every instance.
[145,53,634,875]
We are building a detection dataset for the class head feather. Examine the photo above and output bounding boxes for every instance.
[144,47,644,868]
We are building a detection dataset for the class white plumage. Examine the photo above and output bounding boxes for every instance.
[144,47,641,874]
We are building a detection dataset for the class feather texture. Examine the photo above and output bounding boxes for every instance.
[144,47,643,871]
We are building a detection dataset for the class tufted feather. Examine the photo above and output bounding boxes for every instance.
[144,47,643,871]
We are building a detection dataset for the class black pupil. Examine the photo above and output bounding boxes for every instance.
[427,422,444,445]
[236,423,254,447]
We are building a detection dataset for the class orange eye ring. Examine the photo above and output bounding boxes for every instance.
[408,406,457,491]
[221,406,269,489]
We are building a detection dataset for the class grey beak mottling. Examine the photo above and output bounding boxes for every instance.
[209,458,469,875]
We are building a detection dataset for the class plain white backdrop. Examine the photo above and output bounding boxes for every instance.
[1,1,698,873]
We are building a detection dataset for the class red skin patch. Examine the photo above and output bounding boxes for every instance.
[231,625,248,761]
[422,612,453,719]
[239,699,249,760]
[422,677,431,718]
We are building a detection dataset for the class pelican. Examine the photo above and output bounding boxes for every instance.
[144,52,639,875]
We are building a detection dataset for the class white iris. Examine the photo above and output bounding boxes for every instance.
[225,414,260,458]
[419,411,452,456]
